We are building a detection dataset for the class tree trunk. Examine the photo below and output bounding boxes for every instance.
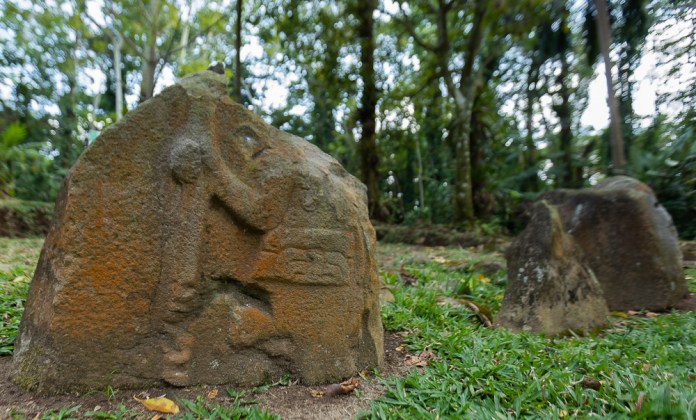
[113,33,124,121]
[178,21,190,65]
[139,0,159,103]
[470,100,490,219]
[594,0,625,173]
[356,0,382,220]
[452,91,476,224]
[414,136,426,214]
[449,0,486,224]
[234,0,243,104]
[523,62,539,192]
[557,51,576,187]
[60,28,80,168]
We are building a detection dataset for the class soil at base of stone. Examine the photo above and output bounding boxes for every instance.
[0,333,408,420]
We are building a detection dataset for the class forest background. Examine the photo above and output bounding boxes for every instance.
[1,0,694,238]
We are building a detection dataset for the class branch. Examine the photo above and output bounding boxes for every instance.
[459,0,487,86]
[391,2,438,52]
[393,71,440,102]
[165,12,228,58]
[155,9,185,76]
[137,0,153,25]
[99,5,143,56]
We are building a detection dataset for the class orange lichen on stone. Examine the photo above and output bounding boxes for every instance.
[12,70,382,394]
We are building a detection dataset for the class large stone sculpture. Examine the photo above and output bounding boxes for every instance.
[12,70,383,393]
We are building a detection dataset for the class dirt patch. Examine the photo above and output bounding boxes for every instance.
[673,293,696,312]
[0,333,409,419]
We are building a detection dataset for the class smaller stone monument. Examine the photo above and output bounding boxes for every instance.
[544,176,687,311]
[496,201,609,335]
[12,70,383,393]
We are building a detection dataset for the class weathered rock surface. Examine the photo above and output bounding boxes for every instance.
[496,201,609,335]
[12,70,383,393]
[544,176,687,311]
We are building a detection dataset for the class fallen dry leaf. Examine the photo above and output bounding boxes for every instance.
[324,377,359,397]
[405,350,436,368]
[134,396,179,414]
[460,300,493,328]
[642,363,650,372]
[627,310,641,316]
[3,313,9,322]
[476,273,491,283]
[636,392,645,413]
[645,311,658,318]
[12,275,28,283]
[207,388,218,399]
[436,296,493,327]
[150,415,162,420]
[312,377,359,398]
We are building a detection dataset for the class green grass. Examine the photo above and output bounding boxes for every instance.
[368,247,696,419]
[1,238,695,418]
[176,388,279,420]
[0,237,42,355]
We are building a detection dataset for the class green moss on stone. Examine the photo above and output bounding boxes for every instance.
[12,344,43,391]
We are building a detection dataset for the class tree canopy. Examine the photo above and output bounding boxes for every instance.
[1,0,694,237]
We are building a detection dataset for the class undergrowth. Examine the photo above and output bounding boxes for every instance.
[369,244,696,418]
[1,239,695,418]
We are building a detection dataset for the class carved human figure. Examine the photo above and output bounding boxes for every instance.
[11,70,381,392]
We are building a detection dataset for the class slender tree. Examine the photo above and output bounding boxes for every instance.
[355,0,383,220]
[394,0,488,223]
[233,0,243,104]
[594,0,626,173]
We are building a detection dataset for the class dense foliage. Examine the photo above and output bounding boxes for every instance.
[0,0,694,236]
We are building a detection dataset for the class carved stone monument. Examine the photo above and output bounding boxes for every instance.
[497,201,609,335]
[543,176,687,311]
[12,70,383,393]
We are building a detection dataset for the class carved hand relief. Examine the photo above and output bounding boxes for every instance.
[169,138,203,184]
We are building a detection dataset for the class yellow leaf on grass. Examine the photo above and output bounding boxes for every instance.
[134,396,179,414]
[476,274,490,283]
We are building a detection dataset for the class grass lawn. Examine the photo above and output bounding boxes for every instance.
[1,238,695,418]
